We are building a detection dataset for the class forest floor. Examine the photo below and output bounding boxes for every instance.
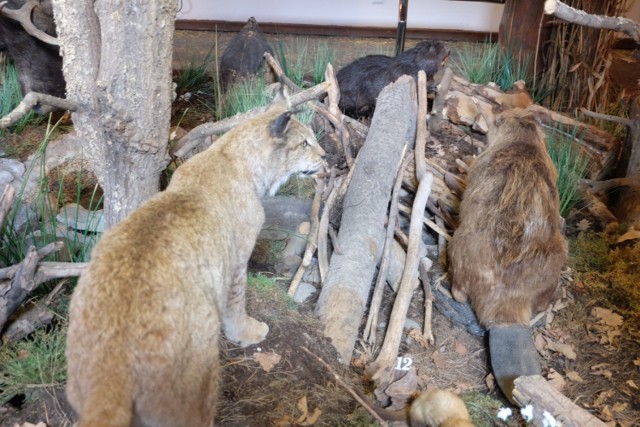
[0,29,639,427]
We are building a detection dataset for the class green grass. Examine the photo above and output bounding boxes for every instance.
[248,272,297,311]
[0,325,68,404]
[222,76,272,118]
[174,43,216,95]
[0,60,44,135]
[545,125,593,217]
[451,42,554,104]
[274,38,337,88]
[1,117,101,266]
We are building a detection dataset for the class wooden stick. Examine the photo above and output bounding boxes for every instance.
[579,107,633,127]
[373,171,434,370]
[301,346,389,427]
[288,177,325,296]
[0,92,78,128]
[397,204,452,241]
[415,71,429,181]
[364,148,410,345]
[317,174,342,282]
[418,257,434,345]
[513,375,608,427]
[264,52,302,92]
[176,82,331,156]
[544,0,640,42]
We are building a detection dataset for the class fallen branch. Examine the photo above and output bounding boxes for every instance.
[579,107,633,128]
[428,67,454,133]
[513,375,608,427]
[544,0,640,42]
[0,0,59,45]
[418,257,434,345]
[301,346,389,427]
[0,242,86,331]
[0,92,78,128]
[176,82,331,156]
[288,177,325,297]
[317,173,342,282]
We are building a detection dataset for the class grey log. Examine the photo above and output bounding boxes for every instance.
[315,75,417,363]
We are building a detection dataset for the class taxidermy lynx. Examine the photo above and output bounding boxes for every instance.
[65,88,326,427]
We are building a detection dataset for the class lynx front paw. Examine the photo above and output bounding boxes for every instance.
[225,316,269,347]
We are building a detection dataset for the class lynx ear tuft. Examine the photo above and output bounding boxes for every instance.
[268,83,292,110]
[270,111,293,138]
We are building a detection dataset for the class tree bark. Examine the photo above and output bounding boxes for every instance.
[315,75,417,363]
[51,0,177,227]
[500,0,549,77]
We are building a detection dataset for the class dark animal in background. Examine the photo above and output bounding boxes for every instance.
[336,40,449,118]
[220,17,274,88]
[0,0,65,112]
[448,108,568,403]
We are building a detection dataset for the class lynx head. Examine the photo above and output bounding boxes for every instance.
[264,86,326,195]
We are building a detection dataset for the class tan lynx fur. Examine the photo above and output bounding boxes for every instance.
[449,108,567,327]
[65,89,326,427]
[410,389,474,427]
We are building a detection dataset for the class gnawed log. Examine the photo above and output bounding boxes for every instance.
[513,375,608,427]
[441,75,618,178]
[315,75,417,363]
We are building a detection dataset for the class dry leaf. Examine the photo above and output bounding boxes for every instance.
[591,363,611,371]
[547,369,566,392]
[634,359,640,367]
[600,405,614,421]
[431,349,447,369]
[627,380,638,389]
[616,229,640,243]
[295,396,309,424]
[534,333,548,356]
[300,408,322,426]
[592,307,624,327]
[13,424,47,427]
[566,370,584,383]
[594,389,615,406]
[272,416,294,427]
[612,402,628,413]
[569,62,583,73]
[545,338,577,360]
[453,341,468,355]
[576,218,591,231]
[253,351,282,373]
[485,372,495,391]
[592,369,613,379]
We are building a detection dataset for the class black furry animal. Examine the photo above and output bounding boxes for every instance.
[219,17,274,88]
[0,0,65,112]
[336,40,449,118]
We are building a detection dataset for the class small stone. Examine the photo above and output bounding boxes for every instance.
[0,158,25,180]
[57,203,105,232]
[293,282,317,303]
[0,170,14,189]
[404,318,421,330]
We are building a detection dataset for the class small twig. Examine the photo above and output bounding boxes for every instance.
[397,204,452,241]
[301,346,389,427]
[578,107,633,127]
[288,177,325,296]
[318,173,342,282]
[436,217,448,266]
[0,92,78,128]
[418,257,434,345]
[328,226,342,255]
[176,82,331,156]
[374,172,433,370]
[264,52,302,92]
[364,147,410,345]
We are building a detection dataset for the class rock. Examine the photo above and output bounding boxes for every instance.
[0,170,14,189]
[404,318,422,330]
[57,203,105,233]
[293,282,317,303]
[0,158,25,179]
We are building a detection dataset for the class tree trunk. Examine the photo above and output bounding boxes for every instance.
[51,0,177,227]
[499,0,549,76]
[315,75,417,363]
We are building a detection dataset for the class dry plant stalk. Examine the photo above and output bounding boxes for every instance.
[542,0,632,113]
[317,173,343,282]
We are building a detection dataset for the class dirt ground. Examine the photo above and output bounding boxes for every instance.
[1,28,640,427]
